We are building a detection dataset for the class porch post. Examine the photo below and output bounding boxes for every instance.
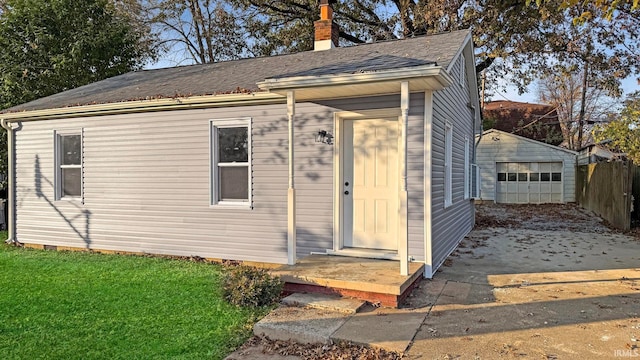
[400,82,409,276]
[423,91,434,278]
[287,91,297,265]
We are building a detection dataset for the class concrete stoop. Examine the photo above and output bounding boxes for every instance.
[271,255,425,308]
[253,293,426,353]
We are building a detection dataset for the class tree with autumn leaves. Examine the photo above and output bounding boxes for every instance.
[595,93,640,164]
[0,0,638,167]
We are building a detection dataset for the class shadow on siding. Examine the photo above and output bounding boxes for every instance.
[34,155,92,248]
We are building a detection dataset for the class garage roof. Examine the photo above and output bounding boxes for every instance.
[480,129,577,155]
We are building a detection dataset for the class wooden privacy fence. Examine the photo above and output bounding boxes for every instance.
[576,161,634,231]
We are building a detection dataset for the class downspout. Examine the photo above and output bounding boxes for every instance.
[0,119,15,244]
[473,84,482,201]
[473,104,482,158]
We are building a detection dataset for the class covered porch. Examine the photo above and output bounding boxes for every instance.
[258,66,453,278]
[271,255,424,308]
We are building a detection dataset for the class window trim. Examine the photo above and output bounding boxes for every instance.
[444,121,453,208]
[459,54,465,87]
[464,136,470,200]
[54,129,83,202]
[209,117,252,207]
[471,164,480,199]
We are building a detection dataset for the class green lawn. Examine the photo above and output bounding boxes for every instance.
[0,236,264,359]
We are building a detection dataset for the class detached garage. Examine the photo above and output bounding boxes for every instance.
[476,129,577,204]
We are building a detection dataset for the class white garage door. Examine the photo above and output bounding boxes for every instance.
[496,162,563,204]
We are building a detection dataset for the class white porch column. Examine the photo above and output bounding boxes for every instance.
[423,91,434,278]
[287,91,297,265]
[399,82,410,276]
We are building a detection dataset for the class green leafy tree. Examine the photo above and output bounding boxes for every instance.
[0,0,157,186]
[0,0,157,109]
[595,93,640,164]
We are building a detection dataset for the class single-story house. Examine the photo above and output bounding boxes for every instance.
[1,0,480,278]
[476,129,577,204]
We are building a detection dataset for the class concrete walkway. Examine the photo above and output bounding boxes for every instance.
[227,227,640,359]
[250,291,436,353]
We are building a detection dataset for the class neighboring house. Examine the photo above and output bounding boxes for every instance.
[577,141,627,165]
[483,100,563,145]
[476,129,577,204]
[0,1,480,278]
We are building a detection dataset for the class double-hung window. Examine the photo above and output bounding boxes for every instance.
[210,118,251,206]
[55,130,83,200]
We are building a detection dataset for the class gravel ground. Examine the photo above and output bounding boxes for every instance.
[475,202,617,233]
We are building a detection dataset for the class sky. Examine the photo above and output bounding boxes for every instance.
[491,72,639,105]
[144,1,640,108]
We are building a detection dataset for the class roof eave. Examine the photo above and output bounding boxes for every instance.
[257,65,453,100]
[0,92,284,121]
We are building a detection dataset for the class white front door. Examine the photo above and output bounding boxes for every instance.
[342,118,399,250]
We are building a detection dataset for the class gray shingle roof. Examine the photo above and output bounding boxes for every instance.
[6,29,469,112]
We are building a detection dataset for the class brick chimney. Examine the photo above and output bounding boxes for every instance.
[314,0,339,51]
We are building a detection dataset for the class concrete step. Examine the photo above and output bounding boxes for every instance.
[281,293,366,314]
[253,306,350,344]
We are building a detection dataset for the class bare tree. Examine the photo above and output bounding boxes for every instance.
[538,69,613,150]
[146,0,247,64]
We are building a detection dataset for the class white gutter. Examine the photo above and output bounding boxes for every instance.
[0,119,15,244]
[0,92,285,122]
[258,65,453,91]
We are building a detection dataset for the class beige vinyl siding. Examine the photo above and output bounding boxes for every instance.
[476,131,576,203]
[430,52,475,272]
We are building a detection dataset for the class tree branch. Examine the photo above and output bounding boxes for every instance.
[475,56,495,74]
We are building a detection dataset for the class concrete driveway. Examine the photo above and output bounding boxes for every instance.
[406,204,640,359]
[228,204,640,359]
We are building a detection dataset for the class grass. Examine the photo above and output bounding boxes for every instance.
[0,234,266,359]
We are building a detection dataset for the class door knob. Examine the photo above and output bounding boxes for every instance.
[344,191,349,195]
[345,182,349,186]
